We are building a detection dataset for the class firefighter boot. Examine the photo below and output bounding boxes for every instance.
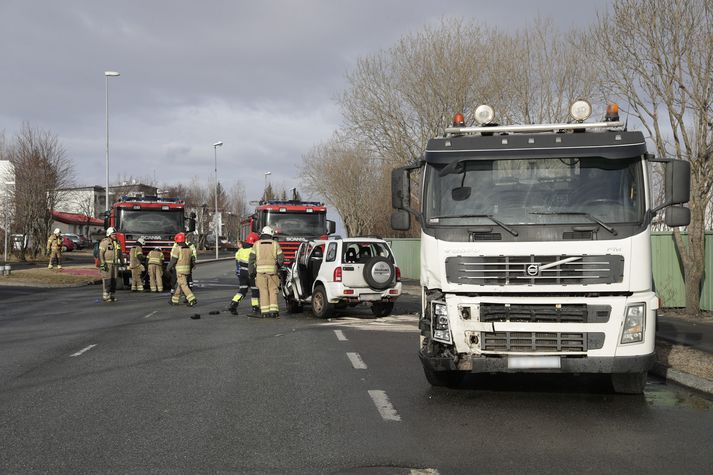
[229,301,238,316]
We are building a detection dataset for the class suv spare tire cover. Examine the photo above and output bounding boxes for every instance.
[363,256,395,290]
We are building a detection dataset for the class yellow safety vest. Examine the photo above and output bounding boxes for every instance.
[236,247,251,267]
[176,247,193,275]
[148,250,163,265]
[254,240,282,274]
[129,246,143,269]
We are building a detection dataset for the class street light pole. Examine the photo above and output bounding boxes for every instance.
[104,71,120,213]
[264,171,271,199]
[2,181,15,264]
[213,141,223,260]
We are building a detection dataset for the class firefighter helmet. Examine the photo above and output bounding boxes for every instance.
[174,232,185,243]
[106,227,116,236]
[53,228,61,235]
[137,237,146,246]
[246,232,260,245]
[261,226,274,236]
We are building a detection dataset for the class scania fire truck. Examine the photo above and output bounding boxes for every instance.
[240,199,335,265]
[391,101,690,394]
[104,196,196,287]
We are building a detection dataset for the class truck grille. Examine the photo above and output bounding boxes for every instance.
[479,303,611,323]
[446,254,624,286]
[279,241,302,265]
[481,332,587,352]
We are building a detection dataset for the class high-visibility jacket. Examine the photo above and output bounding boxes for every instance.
[99,237,120,266]
[47,234,62,253]
[148,250,163,266]
[176,246,194,275]
[235,247,251,269]
[250,239,283,275]
[129,245,144,269]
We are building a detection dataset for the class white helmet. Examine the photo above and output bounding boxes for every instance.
[261,225,274,236]
[53,228,61,235]
[137,237,146,246]
[106,227,116,236]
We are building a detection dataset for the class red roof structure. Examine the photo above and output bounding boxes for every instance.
[52,210,103,226]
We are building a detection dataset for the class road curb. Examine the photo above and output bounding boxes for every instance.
[650,360,713,395]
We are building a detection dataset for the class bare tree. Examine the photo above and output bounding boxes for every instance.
[8,123,74,259]
[592,0,713,315]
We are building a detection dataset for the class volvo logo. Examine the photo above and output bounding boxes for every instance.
[526,264,540,276]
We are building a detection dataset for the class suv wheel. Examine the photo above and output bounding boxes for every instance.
[311,285,333,319]
[363,256,395,290]
[371,301,394,317]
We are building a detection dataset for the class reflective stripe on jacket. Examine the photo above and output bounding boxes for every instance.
[129,246,143,269]
[235,247,251,268]
[176,247,193,275]
[148,250,163,265]
[254,240,282,274]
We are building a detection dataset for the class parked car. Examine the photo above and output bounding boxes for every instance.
[282,237,401,318]
[61,235,75,252]
[64,233,85,250]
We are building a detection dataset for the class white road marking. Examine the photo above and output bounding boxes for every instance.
[368,390,401,421]
[347,352,367,369]
[334,329,348,341]
[143,311,157,319]
[70,344,97,357]
[411,470,439,475]
[322,314,419,333]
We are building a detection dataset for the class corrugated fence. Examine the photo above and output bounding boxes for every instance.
[387,232,713,310]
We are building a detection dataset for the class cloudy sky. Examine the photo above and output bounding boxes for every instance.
[0,0,609,211]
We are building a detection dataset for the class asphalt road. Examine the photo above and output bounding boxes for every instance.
[1,261,712,474]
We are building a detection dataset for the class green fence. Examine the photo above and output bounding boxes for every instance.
[388,233,713,310]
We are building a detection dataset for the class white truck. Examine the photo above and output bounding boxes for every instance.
[391,101,690,393]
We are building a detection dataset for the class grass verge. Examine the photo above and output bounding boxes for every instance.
[0,266,100,286]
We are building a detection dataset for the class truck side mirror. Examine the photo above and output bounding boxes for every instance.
[327,220,336,234]
[664,205,690,227]
[391,209,411,231]
[103,211,109,230]
[392,168,410,210]
[665,159,690,205]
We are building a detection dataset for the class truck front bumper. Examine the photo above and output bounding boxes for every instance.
[419,351,655,374]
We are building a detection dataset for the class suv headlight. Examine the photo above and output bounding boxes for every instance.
[431,302,451,344]
[621,303,645,344]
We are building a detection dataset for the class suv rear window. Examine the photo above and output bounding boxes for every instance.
[342,242,393,263]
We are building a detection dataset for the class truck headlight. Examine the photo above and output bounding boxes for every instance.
[621,303,645,344]
[432,302,451,344]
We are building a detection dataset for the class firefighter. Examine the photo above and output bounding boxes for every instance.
[46,228,63,269]
[147,246,164,292]
[98,227,121,302]
[186,234,198,288]
[228,232,259,315]
[129,237,147,291]
[248,226,283,318]
[166,232,197,306]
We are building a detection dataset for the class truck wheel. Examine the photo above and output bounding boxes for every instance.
[371,301,394,317]
[422,363,465,388]
[611,371,647,394]
[311,285,333,319]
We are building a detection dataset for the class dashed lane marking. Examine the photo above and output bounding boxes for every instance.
[143,311,158,319]
[70,344,97,357]
[368,390,401,421]
[347,352,367,369]
[334,329,348,341]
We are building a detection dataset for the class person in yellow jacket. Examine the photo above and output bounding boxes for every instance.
[129,237,147,291]
[166,232,197,306]
[147,247,164,292]
[46,228,63,269]
[98,227,121,302]
[248,226,284,318]
[228,232,260,315]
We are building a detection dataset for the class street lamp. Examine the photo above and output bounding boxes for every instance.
[213,141,223,260]
[264,171,271,199]
[2,181,15,264]
[104,71,120,213]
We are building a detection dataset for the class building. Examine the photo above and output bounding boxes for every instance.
[55,182,159,218]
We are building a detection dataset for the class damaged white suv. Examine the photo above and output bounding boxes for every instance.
[282,237,402,318]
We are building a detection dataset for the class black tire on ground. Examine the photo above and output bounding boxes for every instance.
[362,256,395,290]
[611,371,647,394]
[371,301,394,317]
[311,285,333,319]
[422,363,465,388]
[286,297,302,314]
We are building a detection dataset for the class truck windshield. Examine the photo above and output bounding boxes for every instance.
[117,209,184,234]
[424,156,644,226]
[262,211,326,237]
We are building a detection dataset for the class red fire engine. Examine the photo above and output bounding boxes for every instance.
[104,196,196,286]
[240,200,335,264]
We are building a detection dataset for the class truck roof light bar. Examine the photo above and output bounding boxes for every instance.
[118,196,184,204]
[258,200,324,206]
[444,120,624,136]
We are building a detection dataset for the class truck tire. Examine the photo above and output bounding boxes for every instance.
[422,363,465,388]
[311,285,333,319]
[611,371,647,394]
[371,301,394,317]
[363,257,395,290]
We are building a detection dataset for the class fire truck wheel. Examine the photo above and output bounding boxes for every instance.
[363,257,395,290]
[311,285,333,319]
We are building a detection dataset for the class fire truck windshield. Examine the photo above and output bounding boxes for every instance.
[117,209,184,234]
[424,156,645,226]
[262,210,326,237]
